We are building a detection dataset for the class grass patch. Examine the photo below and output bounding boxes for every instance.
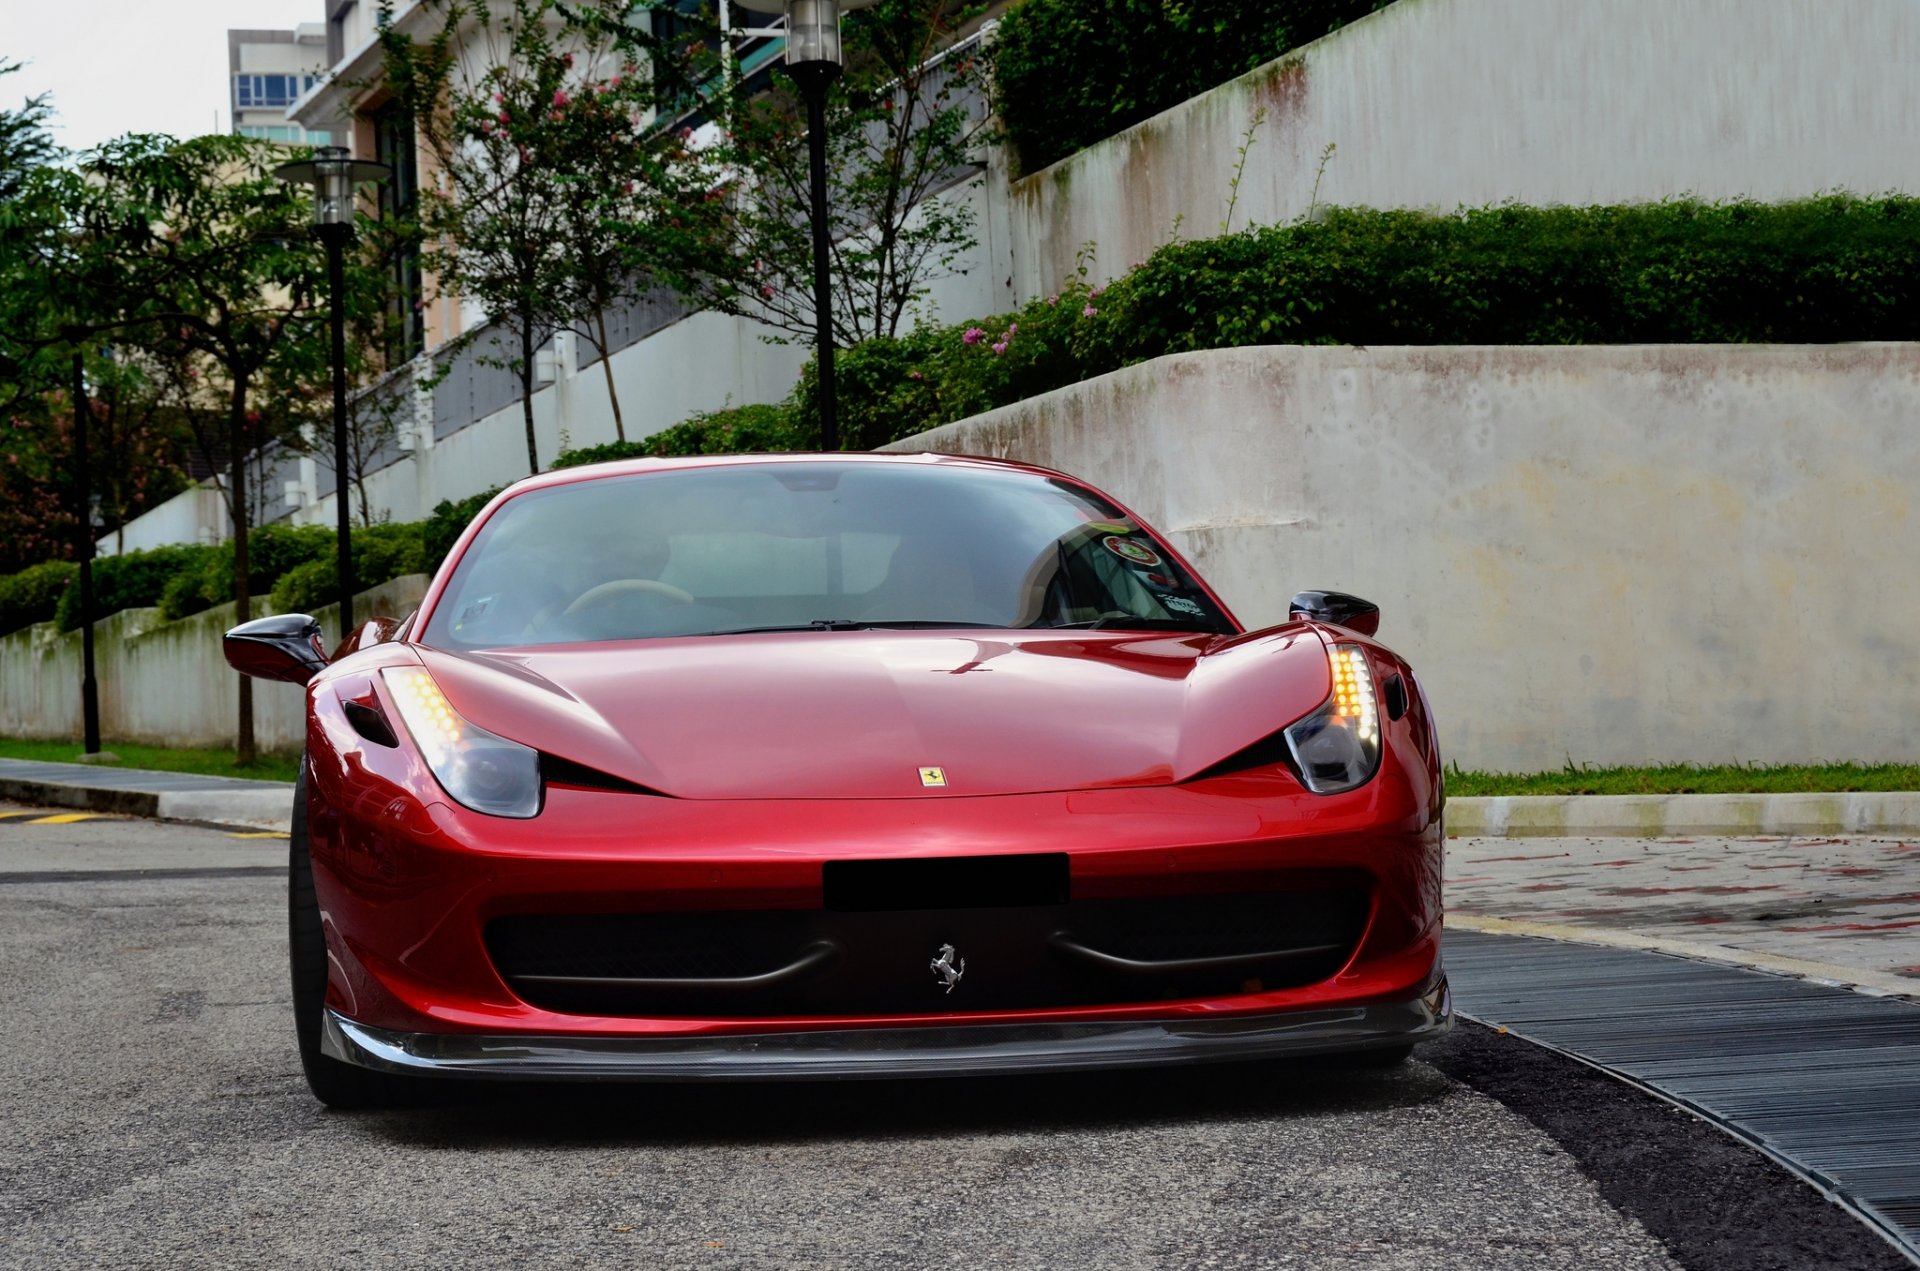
[0,737,300,784]
[1447,762,1920,797]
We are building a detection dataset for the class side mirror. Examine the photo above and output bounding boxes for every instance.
[224,613,328,685]
[1288,590,1381,636]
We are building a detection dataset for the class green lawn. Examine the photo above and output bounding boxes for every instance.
[0,737,300,784]
[1,737,1911,797]
[1446,762,1920,797]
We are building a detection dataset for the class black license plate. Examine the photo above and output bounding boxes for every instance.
[824,853,1070,912]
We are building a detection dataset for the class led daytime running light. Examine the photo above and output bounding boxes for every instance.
[386,667,464,766]
[1328,645,1379,745]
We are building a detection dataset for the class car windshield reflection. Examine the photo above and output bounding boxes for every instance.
[424,461,1235,649]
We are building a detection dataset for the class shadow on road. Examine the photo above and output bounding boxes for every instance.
[346,1052,1451,1149]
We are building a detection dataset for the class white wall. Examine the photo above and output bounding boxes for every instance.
[885,344,1920,772]
[1005,0,1920,298]
[0,576,429,751]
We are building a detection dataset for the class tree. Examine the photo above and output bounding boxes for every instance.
[661,0,991,348]
[76,133,333,763]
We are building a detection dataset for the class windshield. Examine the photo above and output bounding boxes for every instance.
[422,461,1235,649]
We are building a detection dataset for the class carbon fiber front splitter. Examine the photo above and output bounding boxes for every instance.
[321,980,1451,1082]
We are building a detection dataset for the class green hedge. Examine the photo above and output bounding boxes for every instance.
[799,197,1920,448]
[0,561,77,636]
[994,0,1394,174]
[268,523,429,614]
[552,404,810,470]
[53,545,216,632]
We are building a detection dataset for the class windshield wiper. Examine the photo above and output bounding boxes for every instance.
[700,619,1000,636]
[1047,615,1224,632]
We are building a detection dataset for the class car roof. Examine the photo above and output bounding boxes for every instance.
[499,450,1077,498]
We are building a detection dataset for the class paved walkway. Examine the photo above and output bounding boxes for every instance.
[0,758,292,829]
[1447,834,1920,995]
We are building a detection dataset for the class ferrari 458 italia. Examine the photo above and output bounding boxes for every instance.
[224,453,1450,1107]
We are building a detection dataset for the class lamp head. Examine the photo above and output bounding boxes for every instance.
[273,145,389,228]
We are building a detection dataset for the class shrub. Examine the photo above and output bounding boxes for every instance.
[797,197,1920,445]
[423,486,506,575]
[0,561,78,636]
[53,544,216,632]
[268,522,428,614]
[994,0,1394,174]
[157,562,216,622]
[553,405,812,470]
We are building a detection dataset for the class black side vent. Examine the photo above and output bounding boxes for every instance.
[541,755,665,797]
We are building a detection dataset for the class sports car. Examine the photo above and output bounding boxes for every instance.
[225,452,1450,1107]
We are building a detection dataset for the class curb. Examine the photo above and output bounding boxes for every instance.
[1446,792,1920,838]
[0,775,291,833]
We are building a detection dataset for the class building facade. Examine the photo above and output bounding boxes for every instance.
[227,25,332,145]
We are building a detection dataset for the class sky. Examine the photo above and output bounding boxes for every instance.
[3,0,326,153]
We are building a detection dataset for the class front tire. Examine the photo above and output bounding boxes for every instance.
[289,764,419,1109]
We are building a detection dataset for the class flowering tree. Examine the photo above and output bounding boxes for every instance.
[382,0,703,468]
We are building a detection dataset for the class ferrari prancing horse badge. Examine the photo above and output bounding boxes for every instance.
[930,943,965,992]
[918,766,947,787]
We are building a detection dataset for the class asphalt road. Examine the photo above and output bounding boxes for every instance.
[0,805,1851,1270]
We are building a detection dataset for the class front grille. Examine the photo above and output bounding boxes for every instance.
[487,880,1370,1018]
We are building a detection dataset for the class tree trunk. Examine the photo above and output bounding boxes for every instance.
[519,316,540,474]
[595,308,625,443]
[228,374,255,767]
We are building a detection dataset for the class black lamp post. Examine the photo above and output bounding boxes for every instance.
[70,349,101,756]
[274,146,388,643]
[737,0,876,452]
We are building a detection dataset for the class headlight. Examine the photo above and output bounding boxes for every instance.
[1283,643,1382,794]
[383,667,542,818]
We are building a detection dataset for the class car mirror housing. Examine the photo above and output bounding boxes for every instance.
[224,613,329,685]
[1288,590,1381,636]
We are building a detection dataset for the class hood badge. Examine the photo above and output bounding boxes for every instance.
[929,943,966,993]
[918,766,947,788]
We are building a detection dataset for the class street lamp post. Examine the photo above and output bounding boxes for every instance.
[737,0,877,453]
[70,349,101,756]
[274,146,388,644]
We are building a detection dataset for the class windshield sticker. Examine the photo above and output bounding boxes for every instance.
[1086,520,1134,534]
[1161,595,1207,618]
[1102,536,1162,568]
[1143,572,1178,589]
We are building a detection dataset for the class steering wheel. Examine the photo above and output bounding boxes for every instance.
[560,578,696,616]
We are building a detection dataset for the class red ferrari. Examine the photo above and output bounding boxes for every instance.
[225,453,1449,1107]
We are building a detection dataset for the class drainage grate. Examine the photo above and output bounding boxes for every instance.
[1446,929,1920,1264]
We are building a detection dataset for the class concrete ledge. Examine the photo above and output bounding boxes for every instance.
[1447,792,1920,838]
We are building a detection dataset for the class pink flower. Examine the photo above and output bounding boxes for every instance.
[553,89,570,107]
[1006,323,1018,336]
[1047,294,1058,305]
[1090,286,1106,298]
[759,283,775,298]
[962,327,985,346]
[498,111,510,124]
[609,74,624,89]
[1082,305,1098,318]
[494,91,505,104]
[991,341,1007,356]
[562,53,574,68]
[907,370,924,381]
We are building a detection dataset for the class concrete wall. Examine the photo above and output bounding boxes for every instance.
[884,345,1920,772]
[1007,0,1920,298]
[0,576,429,751]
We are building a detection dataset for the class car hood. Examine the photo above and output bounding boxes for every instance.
[417,629,1331,800]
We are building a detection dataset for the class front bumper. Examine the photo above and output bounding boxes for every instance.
[322,979,1451,1082]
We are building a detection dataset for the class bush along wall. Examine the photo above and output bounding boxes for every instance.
[797,197,1920,447]
[993,0,1396,175]
[7,197,1916,637]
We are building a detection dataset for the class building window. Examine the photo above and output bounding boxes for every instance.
[373,98,425,362]
[233,74,321,109]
